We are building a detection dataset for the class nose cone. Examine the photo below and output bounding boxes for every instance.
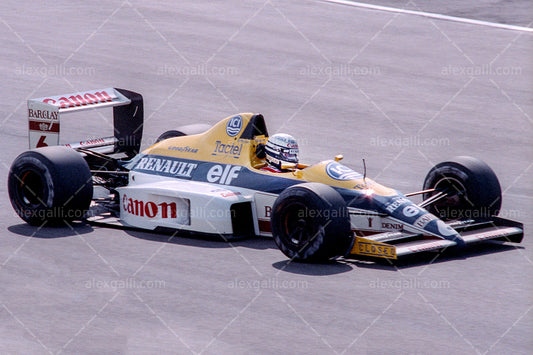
[374,194,464,245]
[423,219,465,246]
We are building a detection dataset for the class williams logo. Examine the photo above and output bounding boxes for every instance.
[325,162,363,181]
[226,115,242,137]
[402,205,421,218]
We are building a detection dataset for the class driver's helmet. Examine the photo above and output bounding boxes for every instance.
[265,133,299,169]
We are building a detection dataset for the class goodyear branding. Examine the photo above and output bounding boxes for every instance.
[212,140,243,158]
[226,115,242,137]
[325,162,363,181]
[168,146,198,153]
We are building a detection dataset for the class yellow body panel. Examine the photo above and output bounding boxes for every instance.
[144,113,396,196]
[145,113,262,166]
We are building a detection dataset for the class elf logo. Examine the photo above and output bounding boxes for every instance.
[207,164,242,185]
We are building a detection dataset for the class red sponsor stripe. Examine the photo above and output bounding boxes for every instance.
[43,90,115,108]
[29,120,59,132]
[258,219,271,233]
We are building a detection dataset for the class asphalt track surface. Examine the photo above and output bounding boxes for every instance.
[342,0,533,27]
[0,1,531,354]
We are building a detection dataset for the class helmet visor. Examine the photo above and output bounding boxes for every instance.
[281,149,299,163]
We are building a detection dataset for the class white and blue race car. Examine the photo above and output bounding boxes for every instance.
[8,88,524,262]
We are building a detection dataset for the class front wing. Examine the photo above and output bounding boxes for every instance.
[348,217,523,260]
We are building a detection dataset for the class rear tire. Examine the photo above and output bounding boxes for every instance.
[155,123,211,143]
[8,146,93,226]
[271,183,352,262]
[423,156,501,220]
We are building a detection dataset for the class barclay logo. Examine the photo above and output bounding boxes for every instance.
[28,109,59,120]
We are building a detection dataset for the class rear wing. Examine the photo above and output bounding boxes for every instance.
[28,88,143,157]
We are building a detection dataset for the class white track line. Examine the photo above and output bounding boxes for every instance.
[318,0,533,33]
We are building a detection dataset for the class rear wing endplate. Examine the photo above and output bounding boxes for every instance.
[28,88,143,157]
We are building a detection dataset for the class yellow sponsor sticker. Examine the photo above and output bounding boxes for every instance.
[351,237,397,259]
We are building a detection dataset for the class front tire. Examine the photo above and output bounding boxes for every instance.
[423,156,501,220]
[271,183,352,262]
[8,146,93,226]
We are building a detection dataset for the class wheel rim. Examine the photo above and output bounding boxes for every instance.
[18,169,45,207]
[282,201,316,248]
[430,176,472,219]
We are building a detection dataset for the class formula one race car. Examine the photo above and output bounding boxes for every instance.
[8,88,524,262]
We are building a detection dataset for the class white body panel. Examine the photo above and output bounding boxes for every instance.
[28,88,130,149]
[117,171,260,235]
[348,208,423,234]
[115,172,423,237]
[254,192,277,236]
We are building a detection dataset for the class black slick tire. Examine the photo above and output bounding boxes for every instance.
[423,156,501,220]
[8,146,93,226]
[271,183,352,262]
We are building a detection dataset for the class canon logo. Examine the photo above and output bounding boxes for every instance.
[43,90,113,108]
[122,194,177,219]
